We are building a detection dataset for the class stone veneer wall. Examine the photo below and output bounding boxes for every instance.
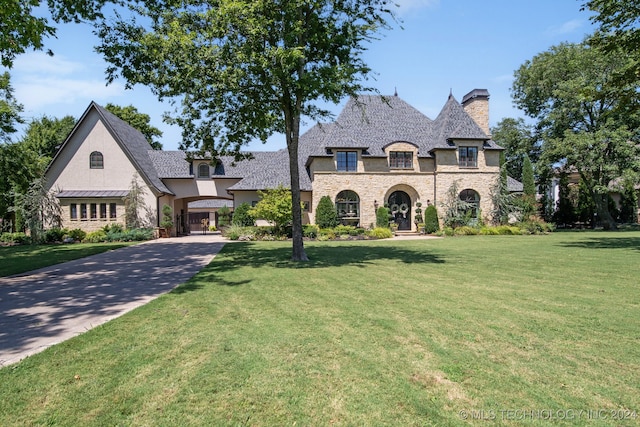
[58,199,127,233]
[462,97,490,137]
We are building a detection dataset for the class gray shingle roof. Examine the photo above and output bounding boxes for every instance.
[57,190,129,198]
[147,150,192,178]
[226,149,314,191]
[92,103,174,195]
[188,199,233,209]
[430,94,492,148]
[507,176,524,193]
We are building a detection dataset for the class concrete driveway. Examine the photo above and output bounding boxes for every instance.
[0,234,226,367]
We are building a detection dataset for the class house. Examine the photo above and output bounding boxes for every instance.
[45,89,516,235]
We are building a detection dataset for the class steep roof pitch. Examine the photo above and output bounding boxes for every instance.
[304,95,434,157]
[91,103,173,195]
[429,94,492,148]
[48,102,173,195]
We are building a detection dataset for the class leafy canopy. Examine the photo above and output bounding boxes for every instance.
[96,0,397,261]
[105,103,163,150]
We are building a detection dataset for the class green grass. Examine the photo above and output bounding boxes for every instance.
[1,232,639,425]
[0,242,136,277]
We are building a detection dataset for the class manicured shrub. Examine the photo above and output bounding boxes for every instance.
[454,226,479,236]
[376,206,390,228]
[303,224,319,238]
[83,230,107,243]
[0,232,30,245]
[334,224,356,236]
[424,205,440,234]
[365,227,393,239]
[318,228,336,240]
[232,202,255,227]
[44,227,67,243]
[222,224,255,241]
[315,196,339,228]
[67,228,87,242]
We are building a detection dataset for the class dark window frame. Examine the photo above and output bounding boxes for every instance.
[389,151,413,169]
[336,151,357,172]
[70,204,78,220]
[90,151,104,169]
[458,146,478,168]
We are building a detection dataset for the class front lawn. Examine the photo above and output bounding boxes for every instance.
[0,242,136,277]
[1,232,638,425]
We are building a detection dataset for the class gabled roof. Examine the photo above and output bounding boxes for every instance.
[429,94,492,148]
[226,149,313,192]
[48,102,173,195]
[91,103,173,195]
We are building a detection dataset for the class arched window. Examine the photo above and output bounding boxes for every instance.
[335,190,360,224]
[90,151,104,169]
[459,189,480,218]
[198,163,209,178]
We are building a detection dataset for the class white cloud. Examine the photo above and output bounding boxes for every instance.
[15,77,124,112]
[545,19,584,37]
[13,51,86,76]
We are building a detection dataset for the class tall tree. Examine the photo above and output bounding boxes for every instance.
[583,0,640,89]
[20,115,76,169]
[105,103,163,149]
[95,0,396,261]
[491,117,538,181]
[512,41,640,229]
[0,0,112,67]
[0,72,24,142]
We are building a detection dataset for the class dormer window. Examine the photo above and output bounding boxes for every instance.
[197,163,209,178]
[90,151,104,169]
[458,146,478,168]
[336,151,357,172]
[389,151,413,169]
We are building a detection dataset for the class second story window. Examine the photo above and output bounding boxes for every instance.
[337,151,357,172]
[198,163,209,178]
[389,151,413,169]
[458,146,478,168]
[90,151,104,169]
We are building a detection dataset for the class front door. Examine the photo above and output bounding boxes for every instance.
[388,191,411,230]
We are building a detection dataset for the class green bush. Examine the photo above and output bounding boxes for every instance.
[424,205,440,234]
[303,224,319,239]
[519,219,555,234]
[222,224,255,241]
[67,228,87,242]
[44,228,67,243]
[365,227,393,239]
[102,223,124,233]
[479,226,500,235]
[84,230,107,243]
[315,196,339,228]
[376,206,390,228]
[334,224,356,236]
[454,226,479,236]
[218,206,232,228]
[318,228,336,240]
[495,225,522,235]
[0,232,30,245]
[232,202,255,227]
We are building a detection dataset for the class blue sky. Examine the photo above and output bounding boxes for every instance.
[9,0,595,151]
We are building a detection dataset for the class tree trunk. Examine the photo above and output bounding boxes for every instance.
[284,100,308,262]
[593,192,617,230]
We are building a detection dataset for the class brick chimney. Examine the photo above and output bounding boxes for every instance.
[461,89,490,137]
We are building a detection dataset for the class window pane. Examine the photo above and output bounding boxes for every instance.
[390,151,413,168]
[109,203,117,219]
[90,203,97,219]
[70,204,77,220]
[337,151,357,172]
[459,147,478,167]
[100,203,107,219]
[90,151,104,169]
[81,204,87,219]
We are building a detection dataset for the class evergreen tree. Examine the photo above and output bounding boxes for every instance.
[232,202,255,227]
[424,205,440,234]
[315,196,338,228]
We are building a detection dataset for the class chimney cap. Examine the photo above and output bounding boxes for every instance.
[462,89,490,105]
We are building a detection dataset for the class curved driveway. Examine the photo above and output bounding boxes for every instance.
[0,234,226,367]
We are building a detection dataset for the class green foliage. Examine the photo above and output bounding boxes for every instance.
[43,227,67,243]
[124,174,149,229]
[83,230,107,243]
[0,0,110,67]
[160,204,174,229]
[217,205,232,228]
[232,202,255,227]
[105,103,163,149]
[96,0,397,261]
[222,224,255,241]
[376,206,390,228]
[441,181,474,229]
[303,224,319,239]
[10,177,62,244]
[19,115,76,168]
[413,201,423,225]
[365,227,393,239]
[512,41,640,229]
[0,232,29,244]
[67,228,86,242]
[618,178,638,223]
[522,155,535,196]
[491,117,539,181]
[0,72,24,142]
[424,204,440,234]
[315,196,339,228]
[250,185,293,234]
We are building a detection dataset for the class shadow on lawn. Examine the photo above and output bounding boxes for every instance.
[212,241,445,270]
[558,236,640,251]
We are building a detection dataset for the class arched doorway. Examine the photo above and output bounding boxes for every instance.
[388,191,411,230]
[459,189,480,220]
[335,190,360,226]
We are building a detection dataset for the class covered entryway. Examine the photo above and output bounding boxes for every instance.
[388,191,411,230]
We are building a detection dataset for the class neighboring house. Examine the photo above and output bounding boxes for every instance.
[46,89,518,235]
